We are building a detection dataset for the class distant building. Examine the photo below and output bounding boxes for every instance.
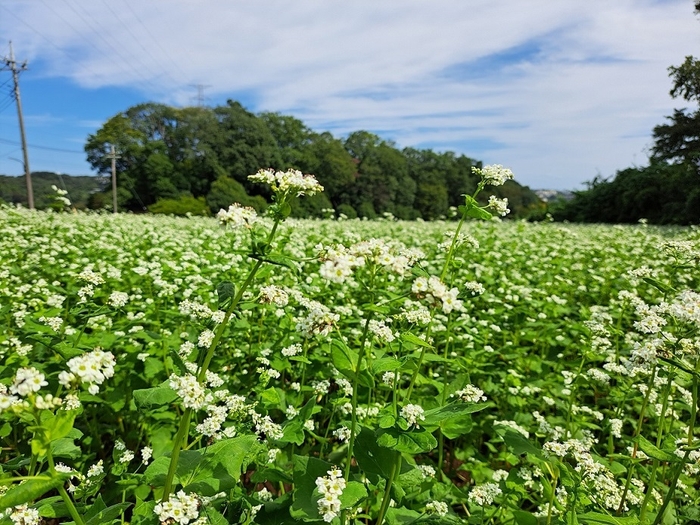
[534,189,574,202]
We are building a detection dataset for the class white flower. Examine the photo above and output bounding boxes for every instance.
[400,404,425,427]
[315,467,346,522]
[425,501,449,517]
[453,384,487,403]
[10,367,48,397]
[333,426,351,443]
[197,329,215,348]
[217,203,257,229]
[249,168,324,197]
[468,482,502,506]
[154,490,201,525]
[170,373,210,410]
[487,196,510,216]
[141,446,153,464]
[39,316,63,332]
[474,164,514,186]
[108,291,129,308]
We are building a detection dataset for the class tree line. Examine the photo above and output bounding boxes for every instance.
[553,54,700,225]
[83,101,541,219]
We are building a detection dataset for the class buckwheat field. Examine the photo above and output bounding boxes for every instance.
[1,168,699,525]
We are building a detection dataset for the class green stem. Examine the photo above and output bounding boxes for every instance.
[689,358,699,447]
[617,365,657,515]
[344,313,374,482]
[47,446,86,525]
[162,218,281,502]
[375,456,400,525]
[640,371,674,521]
[651,448,691,525]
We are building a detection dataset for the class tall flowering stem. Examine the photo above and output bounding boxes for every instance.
[161,169,323,502]
[404,165,513,402]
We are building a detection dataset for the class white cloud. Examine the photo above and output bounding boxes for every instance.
[1,0,698,188]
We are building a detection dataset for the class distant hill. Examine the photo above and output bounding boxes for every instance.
[0,172,106,209]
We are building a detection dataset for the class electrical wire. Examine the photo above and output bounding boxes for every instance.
[0,137,83,154]
[99,0,181,87]
[120,0,190,81]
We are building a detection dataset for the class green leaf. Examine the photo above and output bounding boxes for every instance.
[636,436,679,463]
[577,512,640,524]
[37,496,70,518]
[185,435,259,495]
[400,332,433,349]
[641,277,674,294]
[330,339,360,378]
[497,428,543,458]
[281,420,305,446]
[0,474,70,509]
[372,357,402,375]
[658,355,700,378]
[51,437,82,460]
[377,427,437,454]
[279,201,292,218]
[423,402,492,426]
[441,416,474,439]
[201,507,229,525]
[44,410,77,442]
[354,426,400,479]
[217,281,236,307]
[466,206,493,220]
[133,384,178,409]
[385,506,422,525]
[290,455,331,521]
[512,510,539,525]
[85,503,132,525]
[260,254,300,274]
[339,481,367,510]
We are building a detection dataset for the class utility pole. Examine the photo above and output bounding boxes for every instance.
[107,145,120,214]
[2,41,33,209]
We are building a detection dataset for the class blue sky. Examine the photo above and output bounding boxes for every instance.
[0,0,698,190]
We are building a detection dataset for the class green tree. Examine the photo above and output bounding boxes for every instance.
[652,56,700,165]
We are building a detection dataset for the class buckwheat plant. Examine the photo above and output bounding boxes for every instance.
[3,166,699,525]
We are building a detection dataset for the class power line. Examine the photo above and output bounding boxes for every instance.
[120,0,190,81]
[100,0,181,88]
[0,137,83,154]
[47,0,162,93]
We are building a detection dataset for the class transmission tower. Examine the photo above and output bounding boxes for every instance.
[1,41,33,208]
[190,84,211,107]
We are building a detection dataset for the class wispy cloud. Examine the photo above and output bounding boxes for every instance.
[1,0,698,188]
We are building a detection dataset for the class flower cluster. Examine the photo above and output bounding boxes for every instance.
[468,482,502,506]
[59,348,116,395]
[315,467,346,522]
[216,203,257,230]
[453,384,487,403]
[249,168,324,197]
[169,373,210,410]
[400,403,425,427]
[425,501,449,517]
[487,195,510,216]
[153,490,201,525]
[412,276,463,314]
[473,164,514,186]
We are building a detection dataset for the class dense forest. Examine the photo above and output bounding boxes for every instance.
[74,102,540,219]
[553,55,700,225]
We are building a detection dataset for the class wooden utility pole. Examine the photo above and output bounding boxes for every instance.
[2,41,33,208]
[107,145,120,214]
